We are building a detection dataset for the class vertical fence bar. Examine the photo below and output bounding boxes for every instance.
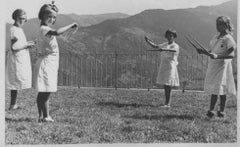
[65,53,68,86]
[69,52,71,86]
[80,56,82,87]
[90,55,93,87]
[85,56,87,87]
[58,51,206,91]
[150,52,153,90]
[145,51,148,90]
[130,54,133,89]
[64,53,67,86]
[77,55,80,88]
[80,54,82,88]
[186,56,189,90]
[68,52,71,86]
[75,53,77,87]
[71,52,74,86]
[100,54,103,88]
[196,54,199,89]
[58,53,62,86]
[95,50,97,87]
[114,48,118,90]
[111,54,113,88]
[105,54,108,88]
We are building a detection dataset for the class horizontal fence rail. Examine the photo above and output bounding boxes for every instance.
[55,49,239,91]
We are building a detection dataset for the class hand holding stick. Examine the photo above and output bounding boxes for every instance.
[144,36,160,49]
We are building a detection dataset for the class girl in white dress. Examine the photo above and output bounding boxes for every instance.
[145,29,180,107]
[197,16,236,118]
[6,9,36,110]
[34,3,78,122]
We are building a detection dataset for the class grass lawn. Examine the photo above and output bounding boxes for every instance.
[5,87,237,144]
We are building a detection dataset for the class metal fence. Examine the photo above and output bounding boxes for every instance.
[56,49,237,91]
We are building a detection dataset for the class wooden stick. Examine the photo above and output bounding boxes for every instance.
[188,35,208,52]
[185,35,211,56]
[146,49,162,51]
[184,35,199,50]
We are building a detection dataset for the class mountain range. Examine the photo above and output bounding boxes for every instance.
[5,0,237,89]
[6,0,237,54]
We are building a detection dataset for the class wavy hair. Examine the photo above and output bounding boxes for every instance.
[216,16,234,34]
[38,1,59,24]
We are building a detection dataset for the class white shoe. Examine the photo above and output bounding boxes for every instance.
[9,104,19,110]
[161,105,171,108]
[43,116,54,122]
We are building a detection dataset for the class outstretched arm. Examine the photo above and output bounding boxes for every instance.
[47,23,78,36]
[144,36,176,52]
[144,36,159,48]
[160,48,177,52]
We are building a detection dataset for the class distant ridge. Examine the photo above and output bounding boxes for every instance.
[68,12,129,27]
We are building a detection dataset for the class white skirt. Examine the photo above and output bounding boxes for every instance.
[204,59,236,95]
[156,61,179,87]
[6,50,32,90]
[33,54,59,92]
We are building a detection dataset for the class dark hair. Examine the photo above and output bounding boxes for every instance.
[12,9,26,20]
[38,1,59,23]
[165,28,177,38]
[216,16,234,33]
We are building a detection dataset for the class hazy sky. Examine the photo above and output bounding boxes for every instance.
[5,0,231,22]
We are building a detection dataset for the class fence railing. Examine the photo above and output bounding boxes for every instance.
[56,49,236,91]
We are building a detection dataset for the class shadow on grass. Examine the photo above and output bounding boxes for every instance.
[97,101,155,108]
[123,114,195,121]
[5,117,34,122]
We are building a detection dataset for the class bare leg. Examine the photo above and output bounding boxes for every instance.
[42,92,51,118]
[36,92,43,119]
[10,90,17,106]
[209,94,218,111]
[9,90,18,110]
[164,85,172,105]
[206,94,218,118]
[219,95,227,112]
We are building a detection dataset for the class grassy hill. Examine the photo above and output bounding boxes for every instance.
[5,87,237,144]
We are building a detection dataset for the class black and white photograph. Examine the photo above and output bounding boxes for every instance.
[2,0,239,145]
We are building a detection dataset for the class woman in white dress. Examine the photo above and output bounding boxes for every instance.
[197,16,236,118]
[145,29,179,107]
[6,9,36,110]
[33,3,78,122]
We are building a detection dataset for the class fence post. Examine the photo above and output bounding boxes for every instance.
[95,48,97,87]
[115,48,118,90]
[77,54,81,88]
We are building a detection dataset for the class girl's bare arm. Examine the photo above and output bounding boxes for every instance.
[144,36,159,48]
[47,23,78,36]
[212,47,235,59]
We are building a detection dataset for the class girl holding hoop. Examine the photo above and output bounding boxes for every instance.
[145,29,180,107]
[34,2,78,122]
